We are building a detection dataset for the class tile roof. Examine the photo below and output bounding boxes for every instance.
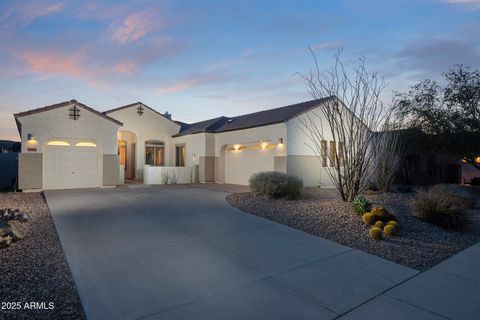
[173,116,229,137]
[103,102,179,125]
[174,96,334,136]
[14,100,123,126]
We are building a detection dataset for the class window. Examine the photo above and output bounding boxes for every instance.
[76,142,97,147]
[329,141,336,167]
[145,141,164,166]
[338,142,344,166]
[118,140,126,166]
[176,145,186,167]
[47,140,70,146]
[321,140,327,167]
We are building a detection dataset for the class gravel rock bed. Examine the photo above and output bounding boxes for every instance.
[0,192,85,320]
[226,189,480,271]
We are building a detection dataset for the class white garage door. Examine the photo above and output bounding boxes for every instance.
[44,141,100,190]
[225,148,275,185]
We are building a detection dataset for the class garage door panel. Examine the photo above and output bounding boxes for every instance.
[225,149,274,185]
[44,144,99,190]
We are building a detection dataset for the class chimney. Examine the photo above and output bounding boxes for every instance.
[163,111,171,120]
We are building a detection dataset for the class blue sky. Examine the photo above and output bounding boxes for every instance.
[1,0,479,141]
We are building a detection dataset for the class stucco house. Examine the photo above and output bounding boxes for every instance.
[14,97,341,191]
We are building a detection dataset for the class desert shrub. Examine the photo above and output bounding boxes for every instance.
[249,171,303,199]
[374,221,384,229]
[384,224,398,236]
[369,227,383,240]
[370,207,396,222]
[362,212,375,225]
[352,195,372,214]
[430,184,475,209]
[412,188,469,230]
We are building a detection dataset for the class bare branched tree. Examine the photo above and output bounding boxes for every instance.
[298,49,398,201]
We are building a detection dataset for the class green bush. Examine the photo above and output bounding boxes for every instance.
[352,195,372,215]
[384,224,398,236]
[249,171,303,199]
[412,187,469,230]
[430,184,476,209]
[370,207,396,222]
[362,212,375,225]
[369,227,383,240]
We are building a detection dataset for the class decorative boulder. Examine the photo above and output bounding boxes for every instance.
[0,235,12,248]
[0,225,23,242]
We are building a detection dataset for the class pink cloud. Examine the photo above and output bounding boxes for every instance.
[18,49,87,78]
[11,35,184,85]
[112,61,137,74]
[111,10,168,44]
[310,41,341,51]
[158,73,233,94]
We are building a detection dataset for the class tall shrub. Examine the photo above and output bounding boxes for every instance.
[249,171,303,199]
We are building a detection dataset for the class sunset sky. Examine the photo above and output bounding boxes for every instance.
[1,0,479,141]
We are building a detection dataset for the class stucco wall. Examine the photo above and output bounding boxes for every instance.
[274,156,287,173]
[143,165,193,184]
[17,103,119,154]
[171,133,208,168]
[286,103,339,187]
[18,153,42,190]
[287,155,335,187]
[286,105,335,156]
[103,154,120,186]
[107,104,180,179]
[199,156,215,182]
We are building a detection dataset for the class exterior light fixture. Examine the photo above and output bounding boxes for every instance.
[278,138,284,144]
[260,142,268,150]
[27,133,35,140]
[233,144,241,151]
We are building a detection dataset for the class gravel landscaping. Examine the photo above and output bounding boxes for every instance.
[226,188,480,271]
[0,192,85,320]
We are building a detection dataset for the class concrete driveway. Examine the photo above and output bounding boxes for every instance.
[45,185,417,320]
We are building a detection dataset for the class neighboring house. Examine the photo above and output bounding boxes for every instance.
[14,97,343,191]
[0,140,20,189]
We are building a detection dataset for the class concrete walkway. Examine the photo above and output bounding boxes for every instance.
[341,242,480,320]
[45,186,419,320]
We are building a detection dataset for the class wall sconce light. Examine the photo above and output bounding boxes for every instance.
[27,133,35,140]
[233,144,241,151]
[278,137,284,144]
[260,141,268,150]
